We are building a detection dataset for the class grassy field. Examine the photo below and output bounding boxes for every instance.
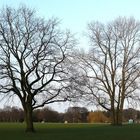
[0,123,140,140]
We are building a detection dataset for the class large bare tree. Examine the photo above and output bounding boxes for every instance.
[74,17,140,125]
[0,6,75,132]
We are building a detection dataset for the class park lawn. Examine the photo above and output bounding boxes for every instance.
[0,123,140,140]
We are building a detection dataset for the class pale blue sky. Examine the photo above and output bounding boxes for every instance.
[1,0,140,35]
[1,0,140,49]
[0,0,140,111]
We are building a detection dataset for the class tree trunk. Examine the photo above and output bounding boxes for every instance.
[110,109,116,125]
[110,97,123,126]
[24,104,35,132]
[116,110,123,125]
[116,98,124,126]
[110,108,123,126]
[110,100,117,125]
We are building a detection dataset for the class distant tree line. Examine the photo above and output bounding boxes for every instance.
[0,106,24,122]
[0,106,140,123]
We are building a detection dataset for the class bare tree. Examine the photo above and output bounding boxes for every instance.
[0,6,75,132]
[75,17,140,125]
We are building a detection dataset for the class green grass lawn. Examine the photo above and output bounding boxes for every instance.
[0,123,140,140]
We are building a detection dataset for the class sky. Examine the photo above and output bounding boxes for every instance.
[0,0,140,112]
[1,0,140,49]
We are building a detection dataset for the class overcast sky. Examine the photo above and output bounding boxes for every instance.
[0,0,140,112]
